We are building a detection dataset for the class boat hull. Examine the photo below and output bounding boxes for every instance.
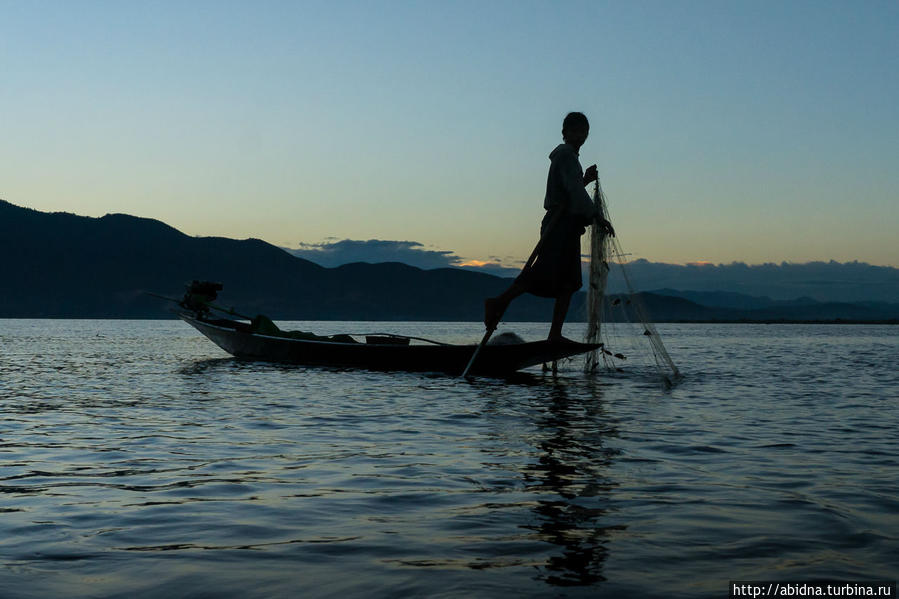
[180,314,599,376]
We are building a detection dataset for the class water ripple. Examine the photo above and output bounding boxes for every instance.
[0,320,896,598]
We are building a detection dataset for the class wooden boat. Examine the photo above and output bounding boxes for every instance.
[179,313,600,376]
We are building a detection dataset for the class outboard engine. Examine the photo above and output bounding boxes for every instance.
[180,280,223,316]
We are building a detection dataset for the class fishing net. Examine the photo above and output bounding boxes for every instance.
[582,177,681,386]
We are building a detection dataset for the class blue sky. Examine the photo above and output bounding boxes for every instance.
[2,0,897,267]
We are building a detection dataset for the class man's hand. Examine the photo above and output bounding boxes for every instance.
[584,164,598,186]
[600,218,616,237]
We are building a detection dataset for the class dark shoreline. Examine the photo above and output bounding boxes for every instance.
[1,316,896,325]
[665,319,899,325]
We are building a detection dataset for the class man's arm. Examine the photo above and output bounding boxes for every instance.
[558,152,596,219]
[582,164,615,237]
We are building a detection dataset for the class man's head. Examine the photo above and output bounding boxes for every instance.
[562,112,589,148]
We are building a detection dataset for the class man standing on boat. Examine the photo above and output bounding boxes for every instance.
[484,112,614,341]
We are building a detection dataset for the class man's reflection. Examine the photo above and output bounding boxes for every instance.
[521,381,623,586]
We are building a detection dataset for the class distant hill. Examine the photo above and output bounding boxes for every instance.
[282,238,899,303]
[607,260,899,303]
[649,288,813,310]
[0,200,551,320]
[1,201,896,322]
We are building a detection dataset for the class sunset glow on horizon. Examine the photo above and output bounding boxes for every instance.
[1,1,896,268]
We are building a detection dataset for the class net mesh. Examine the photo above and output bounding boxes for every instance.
[582,177,681,386]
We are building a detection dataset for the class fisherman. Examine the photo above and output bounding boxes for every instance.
[484,112,614,341]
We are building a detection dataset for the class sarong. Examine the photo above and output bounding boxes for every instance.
[514,209,585,299]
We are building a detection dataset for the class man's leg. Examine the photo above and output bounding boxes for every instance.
[548,291,574,341]
[485,281,527,330]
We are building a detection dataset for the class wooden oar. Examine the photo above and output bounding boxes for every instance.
[460,210,564,378]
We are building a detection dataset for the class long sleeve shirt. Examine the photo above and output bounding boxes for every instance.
[543,143,596,220]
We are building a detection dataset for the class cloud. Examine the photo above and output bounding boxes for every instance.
[286,239,461,269]
[286,239,524,278]
[457,260,522,278]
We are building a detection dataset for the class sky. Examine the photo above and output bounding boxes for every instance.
[2,0,897,268]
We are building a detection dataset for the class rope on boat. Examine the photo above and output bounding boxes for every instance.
[149,290,454,347]
[348,332,452,346]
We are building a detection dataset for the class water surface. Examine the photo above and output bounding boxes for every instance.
[1,320,896,597]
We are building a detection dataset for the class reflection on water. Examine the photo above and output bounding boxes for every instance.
[176,356,238,376]
[0,320,896,598]
[522,382,621,586]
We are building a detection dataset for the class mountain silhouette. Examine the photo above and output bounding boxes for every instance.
[0,200,553,320]
[1,201,895,322]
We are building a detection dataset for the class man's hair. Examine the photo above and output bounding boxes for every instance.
[562,112,589,137]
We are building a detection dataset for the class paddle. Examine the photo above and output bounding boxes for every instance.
[460,210,564,378]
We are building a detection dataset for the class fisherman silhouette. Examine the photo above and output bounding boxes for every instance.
[484,112,614,341]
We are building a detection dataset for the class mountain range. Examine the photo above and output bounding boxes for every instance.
[1,200,896,322]
[283,241,899,303]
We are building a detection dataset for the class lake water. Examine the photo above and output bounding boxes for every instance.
[0,320,896,598]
